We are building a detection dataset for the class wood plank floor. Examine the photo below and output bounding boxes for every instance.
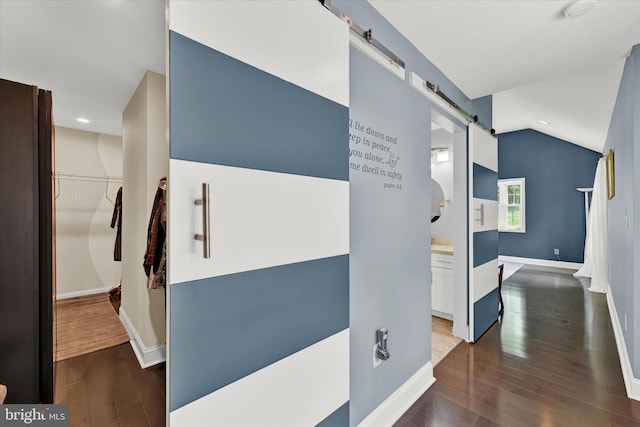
[54,343,165,427]
[55,265,640,426]
[55,294,130,362]
[396,265,640,427]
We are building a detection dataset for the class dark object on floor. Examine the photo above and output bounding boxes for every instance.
[109,285,121,314]
[108,285,121,299]
[498,263,504,316]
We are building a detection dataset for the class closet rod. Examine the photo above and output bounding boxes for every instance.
[53,173,122,183]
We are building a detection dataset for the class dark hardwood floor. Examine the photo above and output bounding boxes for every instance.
[396,265,640,427]
[54,343,165,427]
[54,266,640,426]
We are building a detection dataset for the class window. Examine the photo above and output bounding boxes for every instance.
[498,178,525,233]
[431,147,449,163]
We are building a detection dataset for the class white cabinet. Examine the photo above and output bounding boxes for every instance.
[432,253,453,319]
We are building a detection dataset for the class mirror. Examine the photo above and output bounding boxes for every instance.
[431,179,445,222]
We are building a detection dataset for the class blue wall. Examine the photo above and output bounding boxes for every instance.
[331,1,491,424]
[498,129,599,263]
[471,95,493,131]
[348,46,431,427]
[603,44,640,378]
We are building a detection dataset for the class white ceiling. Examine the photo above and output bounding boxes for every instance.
[0,0,165,136]
[1,1,638,151]
[370,0,640,152]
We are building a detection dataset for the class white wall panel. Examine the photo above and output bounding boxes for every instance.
[170,329,350,427]
[473,259,499,303]
[169,0,349,107]
[169,160,349,285]
[469,121,499,341]
[469,123,497,172]
[473,198,498,233]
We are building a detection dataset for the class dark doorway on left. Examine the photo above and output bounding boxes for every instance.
[0,78,55,404]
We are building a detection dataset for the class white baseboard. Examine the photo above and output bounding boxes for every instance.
[498,255,582,270]
[432,310,453,321]
[56,286,111,300]
[357,362,435,427]
[605,286,640,401]
[120,308,166,369]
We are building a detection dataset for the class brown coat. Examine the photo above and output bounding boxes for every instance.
[110,186,123,261]
[143,178,167,288]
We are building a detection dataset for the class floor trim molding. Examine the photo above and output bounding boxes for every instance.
[56,286,111,300]
[120,307,166,369]
[605,286,640,401]
[498,255,582,270]
[357,361,435,427]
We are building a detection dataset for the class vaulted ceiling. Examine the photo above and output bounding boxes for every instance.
[370,0,640,152]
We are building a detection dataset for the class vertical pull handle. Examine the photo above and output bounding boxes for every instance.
[194,183,210,259]
[475,203,484,226]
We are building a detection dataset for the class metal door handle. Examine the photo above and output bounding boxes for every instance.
[194,183,210,259]
[475,203,484,226]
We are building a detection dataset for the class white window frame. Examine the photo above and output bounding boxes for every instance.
[498,177,526,233]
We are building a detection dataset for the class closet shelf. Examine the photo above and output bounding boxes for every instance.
[53,173,122,203]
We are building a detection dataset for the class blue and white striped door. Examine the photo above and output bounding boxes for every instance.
[166,2,350,426]
[468,123,499,342]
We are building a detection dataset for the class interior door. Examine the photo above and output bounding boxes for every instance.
[167,2,350,425]
[468,123,499,342]
[0,78,54,403]
[38,88,55,404]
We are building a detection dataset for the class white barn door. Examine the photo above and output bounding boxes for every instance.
[468,123,499,342]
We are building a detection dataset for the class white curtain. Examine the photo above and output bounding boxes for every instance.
[574,157,609,293]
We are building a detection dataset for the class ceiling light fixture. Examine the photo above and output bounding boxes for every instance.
[76,117,90,124]
[562,0,597,19]
[539,119,550,125]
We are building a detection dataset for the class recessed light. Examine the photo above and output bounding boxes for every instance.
[76,117,90,124]
[539,119,550,125]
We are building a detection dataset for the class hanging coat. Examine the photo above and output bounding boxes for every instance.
[143,178,167,289]
[110,186,123,261]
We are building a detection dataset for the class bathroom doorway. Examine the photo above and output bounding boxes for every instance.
[430,109,468,365]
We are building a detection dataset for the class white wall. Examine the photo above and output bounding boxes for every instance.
[431,128,454,238]
[121,70,168,363]
[54,126,122,297]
